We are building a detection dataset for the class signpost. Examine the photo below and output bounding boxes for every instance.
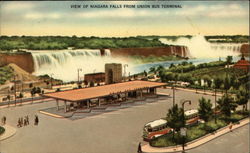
[180,127,187,152]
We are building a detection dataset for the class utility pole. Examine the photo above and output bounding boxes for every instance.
[173,84,175,107]
[14,75,17,106]
[50,73,54,89]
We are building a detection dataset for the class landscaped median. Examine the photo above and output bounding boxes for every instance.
[142,111,249,153]
[0,125,17,141]
[0,126,5,135]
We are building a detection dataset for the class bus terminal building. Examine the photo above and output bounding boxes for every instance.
[42,80,166,113]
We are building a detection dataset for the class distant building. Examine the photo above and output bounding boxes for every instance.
[233,55,250,72]
[84,72,105,83]
[105,63,122,84]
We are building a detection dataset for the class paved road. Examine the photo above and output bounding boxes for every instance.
[189,124,249,153]
[0,88,247,153]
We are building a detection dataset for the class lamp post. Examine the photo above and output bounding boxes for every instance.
[181,99,191,152]
[50,73,54,89]
[12,74,18,106]
[77,68,82,84]
[123,64,128,81]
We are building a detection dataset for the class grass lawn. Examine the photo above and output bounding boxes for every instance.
[0,65,13,84]
[0,126,5,135]
[150,111,248,147]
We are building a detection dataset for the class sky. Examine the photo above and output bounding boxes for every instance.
[0,0,249,37]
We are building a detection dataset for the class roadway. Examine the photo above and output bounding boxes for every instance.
[0,88,248,153]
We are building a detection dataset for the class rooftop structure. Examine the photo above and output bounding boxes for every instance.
[233,55,250,72]
[84,72,105,83]
[105,63,122,84]
[42,80,166,112]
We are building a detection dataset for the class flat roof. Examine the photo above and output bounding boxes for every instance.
[145,119,167,128]
[43,80,166,102]
[185,109,198,116]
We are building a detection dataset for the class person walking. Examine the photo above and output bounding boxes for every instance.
[20,117,23,127]
[34,115,39,126]
[2,116,6,125]
[229,122,233,132]
[26,116,29,125]
[137,142,142,153]
[17,118,21,128]
[24,118,27,126]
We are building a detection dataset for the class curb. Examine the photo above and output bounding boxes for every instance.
[39,110,64,118]
[142,118,249,153]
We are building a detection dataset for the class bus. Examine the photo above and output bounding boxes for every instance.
[143,119,172,141]
[185,109,200,126]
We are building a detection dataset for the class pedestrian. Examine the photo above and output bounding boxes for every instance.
[34,115,39,126]
[26,116,29,125]
[137,142,142,153]
[17,118,21,128]
[2,116,6,125]
[20,117,23,127]
[229,122,233,132]
[24,118,27,126]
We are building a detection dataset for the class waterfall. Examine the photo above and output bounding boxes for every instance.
[30,49,131,82]
[159,35,242,58]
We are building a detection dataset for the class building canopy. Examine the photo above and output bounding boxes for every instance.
[43,81,166,102]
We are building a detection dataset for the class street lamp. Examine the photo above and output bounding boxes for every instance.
[77,68,82,84]
[50,73,54,89]
[181,99,191,152]
[123,64,128,81]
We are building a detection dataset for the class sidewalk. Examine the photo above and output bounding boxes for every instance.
[0,98,53,109]
[142,118,249,153]
[163,86,223,97]
[0,124,17,141]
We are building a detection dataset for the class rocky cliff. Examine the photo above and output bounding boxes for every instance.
[240,44,249,56]
[0,52,34,73]
[110,46,190,58]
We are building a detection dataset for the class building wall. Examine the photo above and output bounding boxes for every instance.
[84,73,105,83]
[105,63,122,84]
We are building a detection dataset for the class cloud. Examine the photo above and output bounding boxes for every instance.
[24,12,62,20]
[175,3,247,18]
[2,2,35,11]
[75,9,164,18]
[207,10,248,18]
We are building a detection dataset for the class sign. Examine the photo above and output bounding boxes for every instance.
[180,127,187,136]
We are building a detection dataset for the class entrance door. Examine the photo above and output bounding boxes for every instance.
[108,69,113,84]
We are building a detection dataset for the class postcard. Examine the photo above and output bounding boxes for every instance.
[0,1,249,153]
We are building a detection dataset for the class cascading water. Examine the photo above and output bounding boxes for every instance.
[159,35,242,58]
[30,49,132,82]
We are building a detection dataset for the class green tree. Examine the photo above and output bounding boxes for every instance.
[166,104,185,140]
[226,56,233,64]
[223,76,231,95]
[236,90,249,111]
[217,95,237,117]
[149,67,157,75]
[198,97,213,122]
[169,63,176,69]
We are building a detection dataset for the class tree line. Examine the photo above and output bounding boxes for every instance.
[0,36,168,51]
